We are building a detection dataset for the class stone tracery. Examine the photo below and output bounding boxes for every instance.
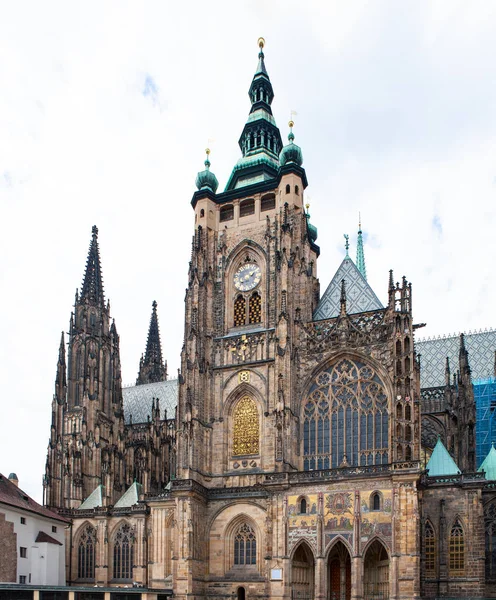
[303,358,389,470]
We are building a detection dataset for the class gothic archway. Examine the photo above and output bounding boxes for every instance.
[327,540,351,600]
[363,539,389,599]
[291,541,315,600]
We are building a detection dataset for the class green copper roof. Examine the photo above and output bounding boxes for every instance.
[356,218,367,280]
[479,444,496,480]
[426,438,461,476]
[114,481,143,508]
[280,123,303,167]
[225,40,283,192]
[78,484,105,510]
[195,151,219,193]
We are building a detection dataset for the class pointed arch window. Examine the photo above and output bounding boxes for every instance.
[113,523,134,580]
[233,397,259,456]
[234,295,246,327]
[449,520,465,575]
[300,498,307,514]
[249,292,262,324]
[303,359,389,470]
[77,525,96,580]
[234,523,257,566]
[424,521,436,577]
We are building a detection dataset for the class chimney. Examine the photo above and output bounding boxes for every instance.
[8,473,19,487]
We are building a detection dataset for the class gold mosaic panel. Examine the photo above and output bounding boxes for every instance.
[233,396,259,456]
[238,370,250,384]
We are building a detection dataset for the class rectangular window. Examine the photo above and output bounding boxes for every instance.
[20,517,26,524]
[52,525,57,533]
[261,195,275,211]
[19,575,26,584]
[20,547,27,558]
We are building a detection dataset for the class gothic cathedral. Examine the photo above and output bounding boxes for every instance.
[44,40,496,600]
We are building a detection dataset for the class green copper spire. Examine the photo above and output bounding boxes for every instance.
[224,38,283,191]
[280,120,303,167]
[478,444,496,480]
[195,148,218,193]
[356,214,367,280]
[426,437,461,476]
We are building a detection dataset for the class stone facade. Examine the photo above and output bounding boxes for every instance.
[0,512,16,583]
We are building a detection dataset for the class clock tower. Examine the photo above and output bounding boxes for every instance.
[176,39,320,485]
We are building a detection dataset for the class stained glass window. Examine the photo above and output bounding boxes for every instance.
[449,520,465,575]
[303,359,389,469]
[77,525,96,580]
[233,397,259,456]
[234,523,256,565]
[234,295,246,327]
[249,292,262,324]
[113,523,134,580]
[425,521,436,576]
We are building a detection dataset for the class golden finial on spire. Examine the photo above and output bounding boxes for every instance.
[359,211,361,230]
[258,37,265,49]
[288,120,294,129]
[305,203,310,211]
[205,148,211,156]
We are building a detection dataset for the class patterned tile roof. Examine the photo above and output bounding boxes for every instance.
[416,329,496,388]
[122,379,178,424]
[313,257,383,321]
[0,473,69,523]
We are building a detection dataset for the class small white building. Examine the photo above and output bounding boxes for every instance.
[0,472,68,585]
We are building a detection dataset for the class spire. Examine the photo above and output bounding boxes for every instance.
[55,331,66,402]
[224,38,283,191]
[80,225,105,307]
[136,301,168,385]
[279,120,303,167]
[356,214,367,280]
[344,234,350,257]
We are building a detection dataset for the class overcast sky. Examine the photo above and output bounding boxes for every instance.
[1,1,495,502]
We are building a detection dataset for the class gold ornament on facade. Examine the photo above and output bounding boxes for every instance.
[238,370,250,384]
[233,396,259,456]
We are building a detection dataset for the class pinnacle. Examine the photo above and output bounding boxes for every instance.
[136,301,167,385]
[80,225,105,307]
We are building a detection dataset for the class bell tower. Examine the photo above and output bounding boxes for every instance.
[44,226,125,509]
[176,39,320,484]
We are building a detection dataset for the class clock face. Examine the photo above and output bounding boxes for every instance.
[234,263,262,291]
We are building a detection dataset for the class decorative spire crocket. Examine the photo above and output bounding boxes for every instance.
[80,225,105,307]
[136,300,168,385]
[356,214,367,280]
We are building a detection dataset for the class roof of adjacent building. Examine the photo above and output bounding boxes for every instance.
[0,473,69,523]
[479,444,496,480]
[35,531,62,545]
[313,256,383,321]
[114,482,143,508]
[78,484,104,510]
[426,438,461,476]
[416,329,496,388]
[123,379,178,424]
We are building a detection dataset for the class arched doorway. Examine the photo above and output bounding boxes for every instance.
[327,540,351,600]
[363,539,389,599]
[237,586,246,600]
[291,542,315,600]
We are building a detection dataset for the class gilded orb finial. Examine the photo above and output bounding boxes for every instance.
[205,148,210,156]
[258,37,265,49]
[305,203,310,211]
[288,120,294,129]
